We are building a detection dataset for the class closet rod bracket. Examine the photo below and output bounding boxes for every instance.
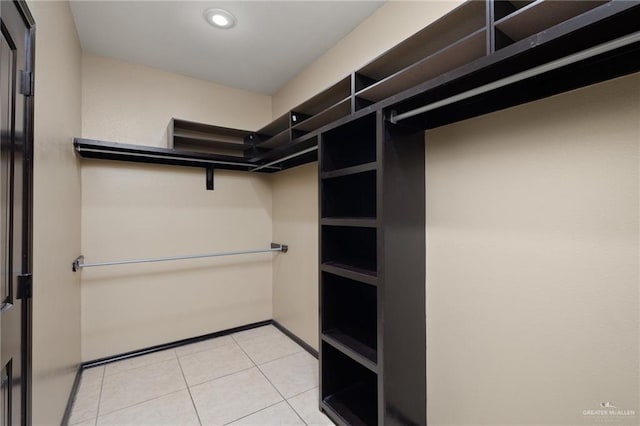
[271,243,288,253]
[72,256,84,272]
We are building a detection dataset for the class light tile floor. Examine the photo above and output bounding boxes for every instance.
[69,325,334,426]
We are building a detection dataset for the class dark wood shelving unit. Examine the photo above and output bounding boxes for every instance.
[319,110,426,425]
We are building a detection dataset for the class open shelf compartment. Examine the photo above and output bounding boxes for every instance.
[321,169,376,219]
[321,226,377,277]
[357,0,486,85]
[321,342,378,426]
[494,0,609,49]
[322,272,377,369]
[169,118,254,156]
[321,113,376,172]
[357,26,487,103]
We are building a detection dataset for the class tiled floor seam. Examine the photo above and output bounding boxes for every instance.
[102,349,178,378]
[186,364,257,388]
[176,338,238,358]
[230,335,307,425]
[219,400,285,426]
[93,367,106,424]
[254,362,308,425]
[95,388,188,421]
[176,354,204,425]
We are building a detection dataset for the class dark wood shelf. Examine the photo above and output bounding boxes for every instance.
[322,330,377,372]
[295,76,352,116]
[321,217,376,228]
[73,138,281,173]
[322,382,378,426]
[321,262,376,286]
[358,0,486,82]
[173,135,252,153]
[256,112,290,137]
[257,128,291,149]
[321,162,376,180]
[357,27,486,103]
[495,0,607,43]
[293,97,351,133]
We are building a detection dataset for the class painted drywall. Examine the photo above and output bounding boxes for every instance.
[272,0,463,117]
[270,0,462,350]
[425,74,640,425]
[80,56,274,360]
[29,0,83,424]
[271,163,319,349]
[82,54,272,146]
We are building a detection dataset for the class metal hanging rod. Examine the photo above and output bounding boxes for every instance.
[250,146,318,173]
[390,31,640,124]
[72,243,288,271]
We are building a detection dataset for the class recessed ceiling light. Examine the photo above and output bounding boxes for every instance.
[204,8,236,29]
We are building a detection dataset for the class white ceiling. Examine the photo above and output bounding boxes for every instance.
[69,1,384,94]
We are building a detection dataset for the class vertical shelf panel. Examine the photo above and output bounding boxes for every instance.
[380,119,426,425]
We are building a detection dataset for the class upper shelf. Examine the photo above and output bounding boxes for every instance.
[494,0,608,48]
[76,0,640,175]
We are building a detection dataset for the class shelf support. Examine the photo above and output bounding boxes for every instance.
[206,167,214,190]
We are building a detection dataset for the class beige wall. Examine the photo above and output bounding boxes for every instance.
[29,1,83,424]
[82,54,272,146]
[80,56,274,360]
[272,0,462,116]
[271,163,319,349]
[426,74,640,425]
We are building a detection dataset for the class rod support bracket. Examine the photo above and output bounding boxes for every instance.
[72,255,85,272]
[271,243,288,253]
[389,110,398,124]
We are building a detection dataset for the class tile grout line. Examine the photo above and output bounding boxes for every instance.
[101,350,177,379]
[231,333,311,425]
[176,335,238,359]
[92,388,188,421]
[176,354,204,426]
[96,354,190,418]
[254,362,309,425]
[94,366,106,425]
[220,400,287,426]
[233,333,309,426]
[231,330,317,425]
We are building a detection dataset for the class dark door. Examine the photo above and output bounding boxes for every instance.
[0,1,34,425]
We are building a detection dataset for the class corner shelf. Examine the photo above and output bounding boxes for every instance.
[169,118,256,157]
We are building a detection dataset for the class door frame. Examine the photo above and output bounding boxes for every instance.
[12,1,34,424]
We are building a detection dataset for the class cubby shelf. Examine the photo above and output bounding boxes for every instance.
[321,383,378,426]
[322,331,377,372]
[320,217,376,228]
[321,342,378,426]
[321,263,377,286]
[320,162,376,180]
[357,27,487,103]
[495,0,607,45]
